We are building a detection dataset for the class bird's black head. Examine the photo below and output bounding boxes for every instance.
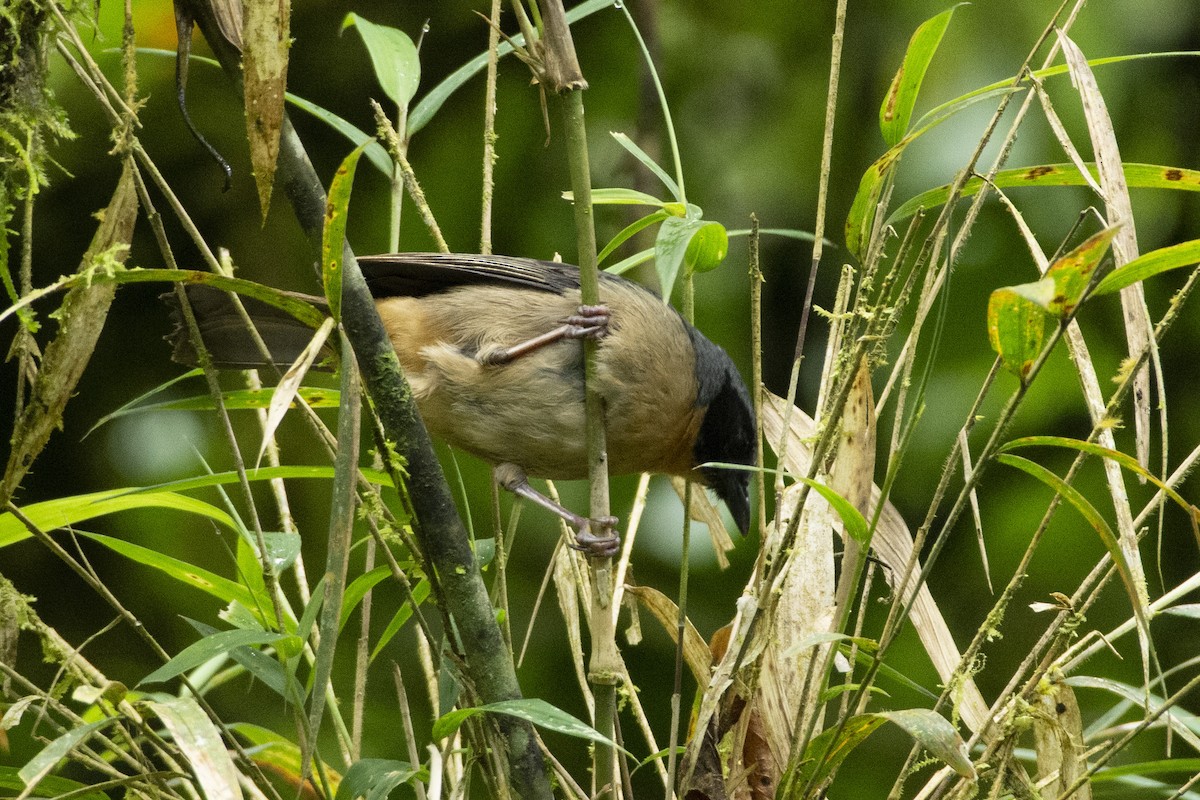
[686,328,758,535]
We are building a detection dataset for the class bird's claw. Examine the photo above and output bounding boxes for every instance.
[570,515,621,559]
[561,304,610,341]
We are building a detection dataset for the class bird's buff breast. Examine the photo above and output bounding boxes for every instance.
[374,284,703,480]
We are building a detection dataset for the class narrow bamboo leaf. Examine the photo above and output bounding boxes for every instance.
[684,221,728,274]
[340,565,391,632]
[132,465,391,497]
[1093,759,1200,781]
[1042,226,1120,316]
[369,579,430,661]
[987,288,1047,381]
[874,709,975,778]
[880,5,960,146]
[334,759,420,800]
[998,436,1200,537]
[1094,238,1200,296]
[342,15,420,109]
[793,476,871,545]
[597,210,670,265]
[783,713,888,796]
[77,531,258,610]
[140,629,291,686]
[432,699,621,752]
[1162,604,1200,619]
[0,767,109,800]
[148,697,241,800]
[286,94,393,176]
[996,454,1149,630]
[258,317,336,467]
[0,490,234,549]
[604,247,655,275]
[887,163,1200,227]
[406,0,613,135]
[845,150,899,259]
[323,143,371,321]
[85,369,202,436]
[18,719,114,788]
[242,0,290,219]
[92,386,341,432]
[0,268,327,330]
[570,187,669,207]
[782,631,878,659]
[610,131,681,200]
[187,619,300,701]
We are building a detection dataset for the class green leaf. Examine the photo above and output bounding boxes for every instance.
[782,631,877,659]
[77,531,259,610]
[406,0,613,136]
[18,719,114,788]
[340,565,392,632]
[140,628,293,686]
[342,15,420,109]
[186,619,301,701]
[604,247,655,276]
[986,287,1047,381]
[1093,759,1200,781]
[1094,237,1200,296]
[597,210,670,266]
[996,454,1149,630]
[610,131,681,201]
[572,187,669,207]
[147,697,240,800]
[323,143,371,321]
[880,5,961,146]
[92,386,341,433]
[0,766,110,800]
[783,713,888,796]
[655,205,711,300]
[684,221,729,274]
[334,759,420,800]
[845,149,900,260]
[432,699,623,753]
[370,578,430,661]
[873,709,975,778]
[793,476,871,545]
[1041,226,1120,316]
[887,162,1200,227]
[287,94,394,176]
[0,490,234,549]
[998,436,1200,539]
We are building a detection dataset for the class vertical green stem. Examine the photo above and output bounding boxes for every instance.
[561,86,618,800]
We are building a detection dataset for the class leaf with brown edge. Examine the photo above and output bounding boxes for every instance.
[242,0,290,221]
[987,286,1047,382]
[1042,225,1120,316]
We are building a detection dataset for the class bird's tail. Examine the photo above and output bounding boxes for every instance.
[164,285,331,369]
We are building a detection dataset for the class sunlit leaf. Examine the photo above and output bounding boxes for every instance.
[987,287,1047,381]
[1094,238,1200,296]
[684,221,728,274]
[880,5,961,146]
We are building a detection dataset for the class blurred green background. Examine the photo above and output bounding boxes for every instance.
[5,0,1200,796]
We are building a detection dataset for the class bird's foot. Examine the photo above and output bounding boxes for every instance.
[569,515,621,559]
[560,304,610,340]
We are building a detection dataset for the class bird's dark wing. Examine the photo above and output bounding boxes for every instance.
[357,253,585,298]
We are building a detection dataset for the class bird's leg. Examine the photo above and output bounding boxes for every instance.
[479,304,610,366]
[494,463,620,558]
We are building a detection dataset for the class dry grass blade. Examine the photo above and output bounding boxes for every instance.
[762,391,992,733]
[1058,32,1154,474]
[257,317,335,468]
[551,544,594,719]
[670,476,735,568]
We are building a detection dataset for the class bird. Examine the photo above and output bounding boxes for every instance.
[168,253,757,555]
